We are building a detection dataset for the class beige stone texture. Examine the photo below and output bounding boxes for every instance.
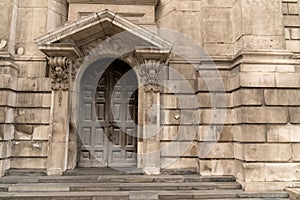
[12,141,48,157]
[244,144,292,162]
[161,141,198,157]
[264,89,300,105]
[267,125,300,142]
[32,126,50,140]
[161,126,197,141]
[291,28,300,40]
[198,125,233,142]
[290,108,300,124]
[161,158,198,170]
[242,107,288,124]
[292,144,300,161]
[200,160,235,176]
[10,158,47,169]
[14,108,50,124]
[200,143,234,159]
[234,125,266,142]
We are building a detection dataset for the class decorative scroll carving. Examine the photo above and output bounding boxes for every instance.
[48,57,71,106]
[71,58,83,81]
[48,57,71,91]
[139,60,162,93]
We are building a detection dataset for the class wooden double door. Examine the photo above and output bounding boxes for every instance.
[79,60,138,168]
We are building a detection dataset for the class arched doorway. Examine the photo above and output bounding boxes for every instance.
[78,58,138,168]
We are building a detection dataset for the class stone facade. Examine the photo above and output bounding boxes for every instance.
[0,0,300,192]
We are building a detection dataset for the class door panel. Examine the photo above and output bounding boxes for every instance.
[79,60,138,168]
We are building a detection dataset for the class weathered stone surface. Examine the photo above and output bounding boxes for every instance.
[292,144,300,161]
[233,125,266,142]
[267,125,300,142]
[289,108,300,124]
[242,107,288,124]
[32,126,50,140]
[200,143,234,159]
[244,144,292,161]
[200,160,235,176]
[10,158,47,169]
[14,108,50,124]
[12,141,48,157]
[161,158,198,170]
[161,141,198,157]
[240,72,276,87]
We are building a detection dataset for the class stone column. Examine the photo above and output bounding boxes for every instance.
[46,57,71,175]
[140,60,162,175]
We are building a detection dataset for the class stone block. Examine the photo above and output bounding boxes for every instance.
[32,126,50,140]
[244,181,293,192]
[291,28,300,40]
[164,110,199,125]
[264,89,289,105]
[200,143,234,159]
[176,95,198,109]
[240,72,276,87]
[0,159,10,177]
[292,144,300,161]
[288,3,299,15]
[285,28,291,39]
[12,141,48,157]
[202,8,232,43]
[161,141,198,157]
[276,73,300,87]
[169,63,196,80]
[241,35,285,49]
[199,125,233,142]
[161,94,176,109]
[197,76,228,92]
[200,160,235,176]
[234,143,244,160]
[15,125,33,134]
[10,157,46,169]
[243,163,265,182]
[267,125,300,142]
[233,125,266,142]
[17,78,51,91]
[202,43,233,56]
[14,108,50,124]
[241,89,263,105]
[0,141,12,158]
[282,2,288,14]
[243,144,292,161]
[161,158,198,170]
[164,80,196,94]
[241,0,283,36]
[242,107,288,124]
[200,108,241,125]
[0,124,14,141]
[286,40,300,52]
[265,163,300,181]
[289,108,300,124]
[161,126,197,141]
[16,93,51,108]
[284,15,299,27]
[16,61,47,78]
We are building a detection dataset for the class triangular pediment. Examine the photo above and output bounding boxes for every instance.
[35,9,172,58]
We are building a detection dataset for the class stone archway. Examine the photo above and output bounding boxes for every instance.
[35,10,172,175]
[78,58,139,168]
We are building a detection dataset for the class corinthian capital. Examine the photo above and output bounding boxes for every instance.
[48,57,71,91]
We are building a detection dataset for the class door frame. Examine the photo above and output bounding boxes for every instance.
[77,59,139,168]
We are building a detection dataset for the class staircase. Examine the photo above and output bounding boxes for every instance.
[0,169,289,200]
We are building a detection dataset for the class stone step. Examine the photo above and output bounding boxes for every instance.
[0,190,290,199]
[7,182,242,192]
[0,175,236,184]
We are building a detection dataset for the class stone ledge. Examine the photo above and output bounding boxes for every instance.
[285,187,300,200]
[67,0,159,6]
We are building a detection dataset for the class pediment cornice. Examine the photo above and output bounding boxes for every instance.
[35,10,172,59]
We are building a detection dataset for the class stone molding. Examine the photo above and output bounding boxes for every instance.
[139,59,162,93]
[48,57,71,91]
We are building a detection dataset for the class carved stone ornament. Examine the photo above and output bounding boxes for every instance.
[139,59,162,93]
[71,58,83,81]
[48,57,71,91]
